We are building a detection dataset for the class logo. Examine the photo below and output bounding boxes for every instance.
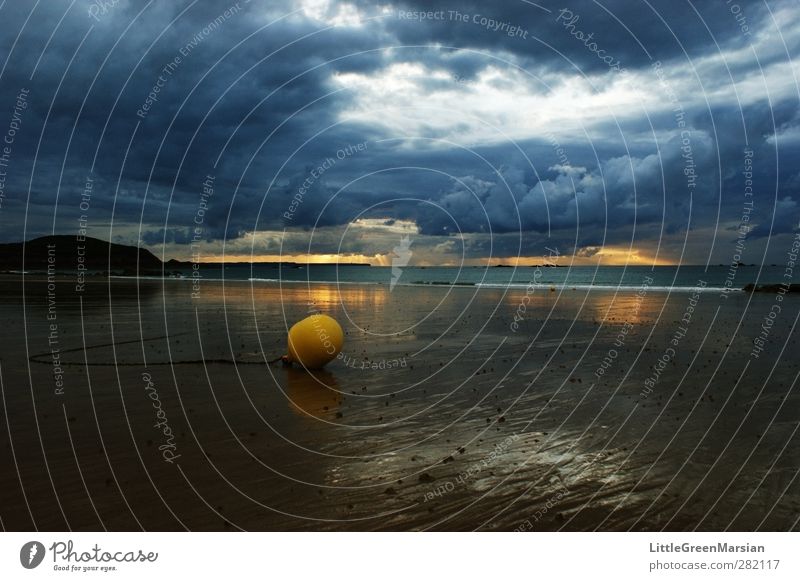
[20,541,45,569]
[390,235,413,290]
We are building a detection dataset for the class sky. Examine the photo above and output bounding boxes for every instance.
[0,0,798,266]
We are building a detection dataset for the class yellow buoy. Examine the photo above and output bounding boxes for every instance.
[285,314,344,369]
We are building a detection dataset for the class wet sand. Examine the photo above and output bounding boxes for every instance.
[0,274,798,531]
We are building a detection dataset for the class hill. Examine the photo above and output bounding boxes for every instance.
[0,235,163,273]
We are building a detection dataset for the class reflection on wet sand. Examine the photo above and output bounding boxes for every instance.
[285,367,342,420]
[0,276,797,531]
[584,290,665,326]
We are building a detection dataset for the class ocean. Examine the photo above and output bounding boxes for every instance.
[164,264,788,292]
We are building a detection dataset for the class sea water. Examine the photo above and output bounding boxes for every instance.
[165,264,789,292]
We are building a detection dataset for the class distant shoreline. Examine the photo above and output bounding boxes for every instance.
[2,272,795,294]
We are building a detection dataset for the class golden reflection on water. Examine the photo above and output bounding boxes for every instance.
[500,286,665,325]
[180,280,391,312]
[587,291,665,325]
[285,367,342,420]
[309,285,388,310]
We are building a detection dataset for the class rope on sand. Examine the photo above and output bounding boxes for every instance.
[28,334,285,367]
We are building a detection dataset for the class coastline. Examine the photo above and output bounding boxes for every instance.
[0,274,797,530]
[4,271,790,293]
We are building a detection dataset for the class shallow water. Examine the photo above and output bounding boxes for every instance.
[0,275,797,530]
[166,263,784,292]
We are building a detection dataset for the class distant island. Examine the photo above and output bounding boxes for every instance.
[0,237,791,296]
[0,235,370,276]
[493,263,562,268]
[743,283,799,293]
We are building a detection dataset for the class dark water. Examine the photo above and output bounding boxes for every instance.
[2,277,797,531]
[168,264,787,291]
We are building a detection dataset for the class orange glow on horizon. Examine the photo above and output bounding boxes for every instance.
[190,253,378,265]
[178,247,674,266]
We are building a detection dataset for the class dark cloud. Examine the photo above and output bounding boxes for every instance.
[0,0,797,264]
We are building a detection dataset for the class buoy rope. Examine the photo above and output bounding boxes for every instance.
[28,334,285,367]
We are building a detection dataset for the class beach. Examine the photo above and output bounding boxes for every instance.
[0,274,797,531]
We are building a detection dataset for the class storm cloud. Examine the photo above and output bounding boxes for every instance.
[0,0,797,264]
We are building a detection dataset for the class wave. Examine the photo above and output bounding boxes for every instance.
[245,278,738,292]
[247,278,381,286]
[474,283,734,293]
